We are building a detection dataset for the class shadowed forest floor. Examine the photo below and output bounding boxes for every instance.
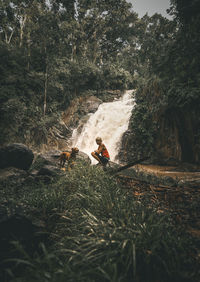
[117,163,200,240]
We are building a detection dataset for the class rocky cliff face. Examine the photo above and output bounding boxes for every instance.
[154,107,200,164]
[62,95,102,129]
[118,105,200,165]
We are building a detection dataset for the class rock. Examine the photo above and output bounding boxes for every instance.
[80,96,102,113]
[62,95,103,132]
[32,150,61,170]
[0,167,28,188]
[76,151,91,165]
[37,165,61,176]
[32,150,91,178]
[46,121,72,151]
[52,121,72,137]
[0,143,34,170]
[101,161,121,173]
[108,161,121,170]
[117,130,138,163]
[34,175,53,184]
[74,115,92,135]
[97,90,124,102]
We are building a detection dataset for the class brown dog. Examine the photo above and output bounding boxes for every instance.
[59,147,79,170]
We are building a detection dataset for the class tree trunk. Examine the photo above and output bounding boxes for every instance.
[4,29,14,44]
[19,14,27,47]
[92,30,97,64]
[44,48,48,116]
[114,157,149,173]
[72,44,77,62]
[27,31,31,70]
[71,33,77,62]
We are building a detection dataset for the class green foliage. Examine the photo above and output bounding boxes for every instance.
[1,162,198,282]
[102,64,132,90]
[0,0,136,146]
[128,77,165,159]
[127,2,200,162]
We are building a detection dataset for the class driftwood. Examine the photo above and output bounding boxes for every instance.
[113,157,149,173]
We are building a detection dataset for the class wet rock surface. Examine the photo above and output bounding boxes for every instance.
[80,96,102,113]
[62,95,102,130]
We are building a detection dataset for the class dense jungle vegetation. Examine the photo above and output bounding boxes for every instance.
[1,0,199,158]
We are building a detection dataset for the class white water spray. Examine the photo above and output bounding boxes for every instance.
[71,90,135,163]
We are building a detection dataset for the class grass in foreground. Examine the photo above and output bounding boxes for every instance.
[1,162,199,282]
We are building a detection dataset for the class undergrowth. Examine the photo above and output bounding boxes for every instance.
[1,162,199,282]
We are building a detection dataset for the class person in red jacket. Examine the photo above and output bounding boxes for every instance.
[91,137,110,166]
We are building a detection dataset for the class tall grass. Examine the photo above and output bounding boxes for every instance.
[2,162,198,282]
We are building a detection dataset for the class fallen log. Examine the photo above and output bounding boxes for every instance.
[113,157,149,173]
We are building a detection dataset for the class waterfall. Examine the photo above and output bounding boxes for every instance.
[71,90,135,163]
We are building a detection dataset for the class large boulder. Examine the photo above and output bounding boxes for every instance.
[37,165,62,176]
[31,150,91,179]
[33,150,91,171]
[76,151,91,165]
[0,143,34,171]
[32,150,61,170]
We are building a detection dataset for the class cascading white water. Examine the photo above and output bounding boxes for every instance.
[71,90,135,163]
